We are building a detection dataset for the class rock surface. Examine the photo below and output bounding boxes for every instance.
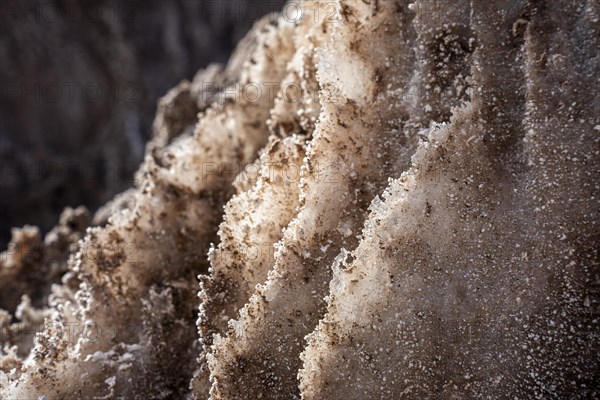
[0,0,598,399]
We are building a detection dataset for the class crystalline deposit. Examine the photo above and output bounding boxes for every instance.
[1,0,598,399]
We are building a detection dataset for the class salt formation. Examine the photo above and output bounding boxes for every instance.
[300,1,600,398]
[1,12,297,399]
[1,0,598,399]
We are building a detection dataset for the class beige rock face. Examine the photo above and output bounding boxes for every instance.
[1,0,598,399]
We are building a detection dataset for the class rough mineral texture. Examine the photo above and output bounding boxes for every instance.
[1,0,599,399]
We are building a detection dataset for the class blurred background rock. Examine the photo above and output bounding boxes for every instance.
[0,0,286,248]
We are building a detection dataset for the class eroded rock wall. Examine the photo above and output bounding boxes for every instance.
[1,0,598,399]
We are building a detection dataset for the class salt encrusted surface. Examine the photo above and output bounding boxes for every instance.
[1,0,598,399]
[1,13,297,399]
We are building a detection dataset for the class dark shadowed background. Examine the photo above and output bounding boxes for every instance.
[0,0,287,248]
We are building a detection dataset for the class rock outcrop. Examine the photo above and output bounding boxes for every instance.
[1,0,598,398]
